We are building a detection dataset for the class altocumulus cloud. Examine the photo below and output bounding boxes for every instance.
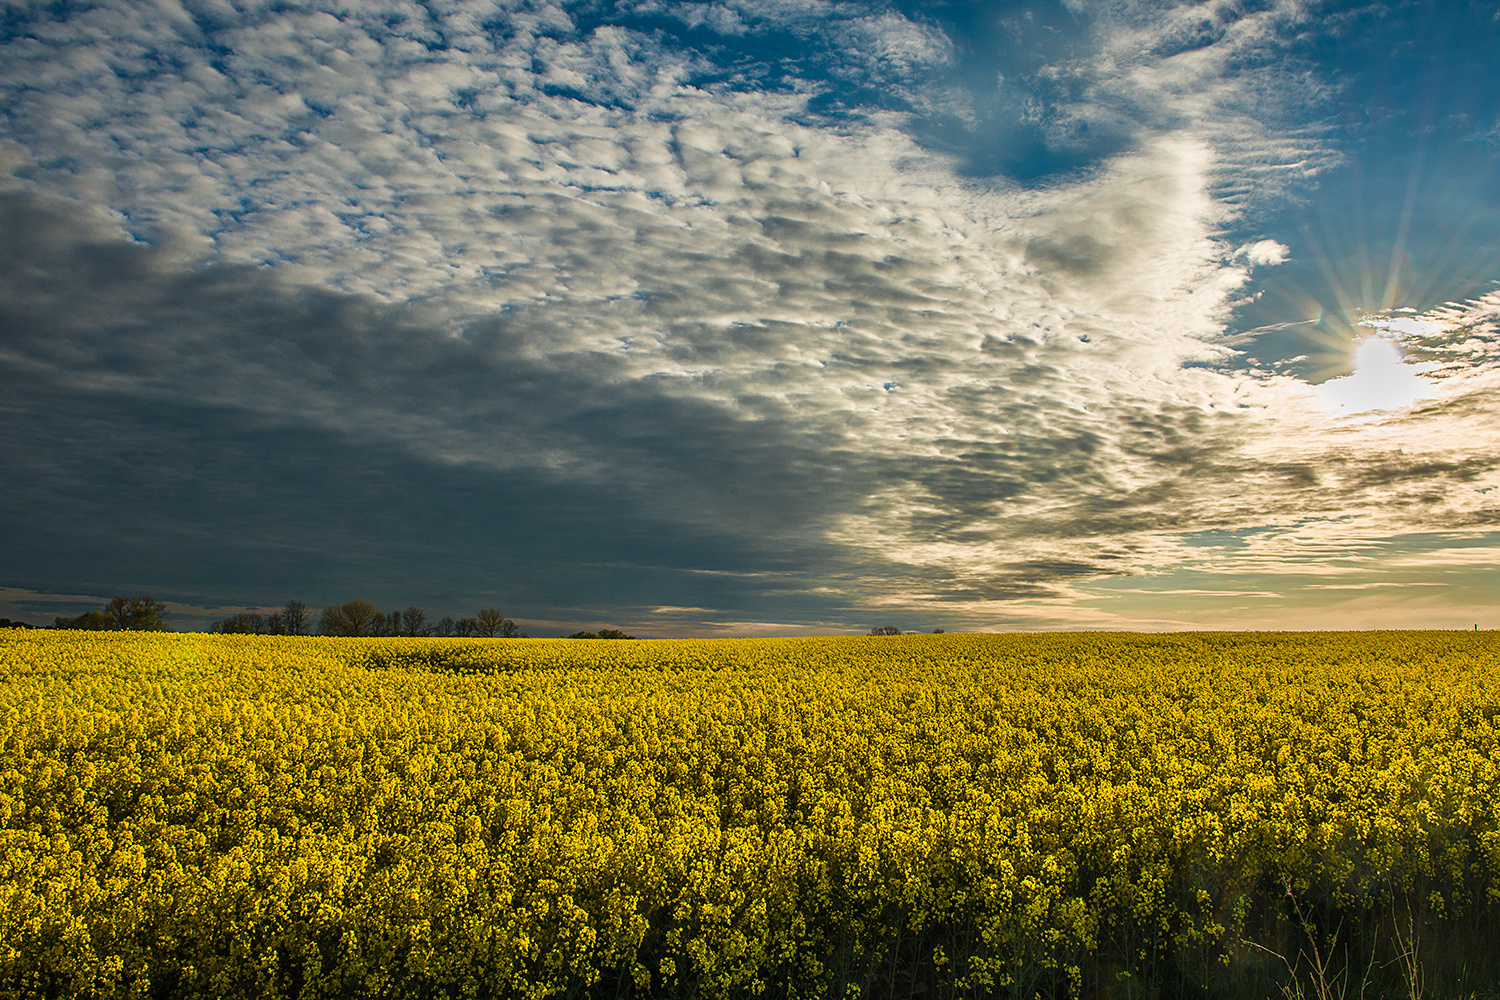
[1,0,1497,632]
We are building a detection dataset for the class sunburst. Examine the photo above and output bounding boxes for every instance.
[1314,328,1437,413]
[1241,149,1500,389]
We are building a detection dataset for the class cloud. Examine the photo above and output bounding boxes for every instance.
[1237,240,1290,266]
[1,0,1497,632]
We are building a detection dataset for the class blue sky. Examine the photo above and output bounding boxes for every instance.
[1,0,1497,634]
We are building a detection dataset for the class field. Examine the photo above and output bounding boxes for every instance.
[2,629,1498,999]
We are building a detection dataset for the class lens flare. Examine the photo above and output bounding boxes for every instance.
[1315,333,1435,413]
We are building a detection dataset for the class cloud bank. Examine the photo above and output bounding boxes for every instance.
[1,0,1497,632]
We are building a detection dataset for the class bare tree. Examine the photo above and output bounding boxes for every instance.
[319,600,380,637]
[400,606,428,637]
[869,625,902,636]
[476,607,507,638]
[282,600,309,635]
[103,596,171,631]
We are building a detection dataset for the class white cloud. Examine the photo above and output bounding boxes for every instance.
[1237,239,1290,266]
[2,0,1496,628]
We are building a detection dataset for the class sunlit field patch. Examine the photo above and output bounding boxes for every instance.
[2,629,1498,999]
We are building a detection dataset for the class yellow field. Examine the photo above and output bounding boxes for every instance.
[1,629,1497,999]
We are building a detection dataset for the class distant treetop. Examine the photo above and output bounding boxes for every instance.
[213,600,311,635]
[55,596,170,631]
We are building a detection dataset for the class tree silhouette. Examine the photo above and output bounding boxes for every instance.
[281,600,309,635]
[56,596,169,631]
[54,610,108,630]
[103,595,171,631]
[216,613,267,634]
[475,608,507,637]
[319,600,380,637]
[400,606,428,637]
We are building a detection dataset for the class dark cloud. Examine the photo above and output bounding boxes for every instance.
[0,188,866,627]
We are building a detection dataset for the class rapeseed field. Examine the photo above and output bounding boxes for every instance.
[1,629,1497,999]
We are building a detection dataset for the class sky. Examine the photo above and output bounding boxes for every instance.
[1,0,1497,636]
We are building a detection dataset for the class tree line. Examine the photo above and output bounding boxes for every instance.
[0,610,931,638]
[12,600,939,638]
[30,595,532,638]
[305,601,526,638]
[53,596,171,631]
[217,600,527,638]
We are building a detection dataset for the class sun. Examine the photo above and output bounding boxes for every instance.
[1314,331,1436,414]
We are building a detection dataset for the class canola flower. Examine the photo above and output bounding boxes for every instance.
[0,629,1497,999]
